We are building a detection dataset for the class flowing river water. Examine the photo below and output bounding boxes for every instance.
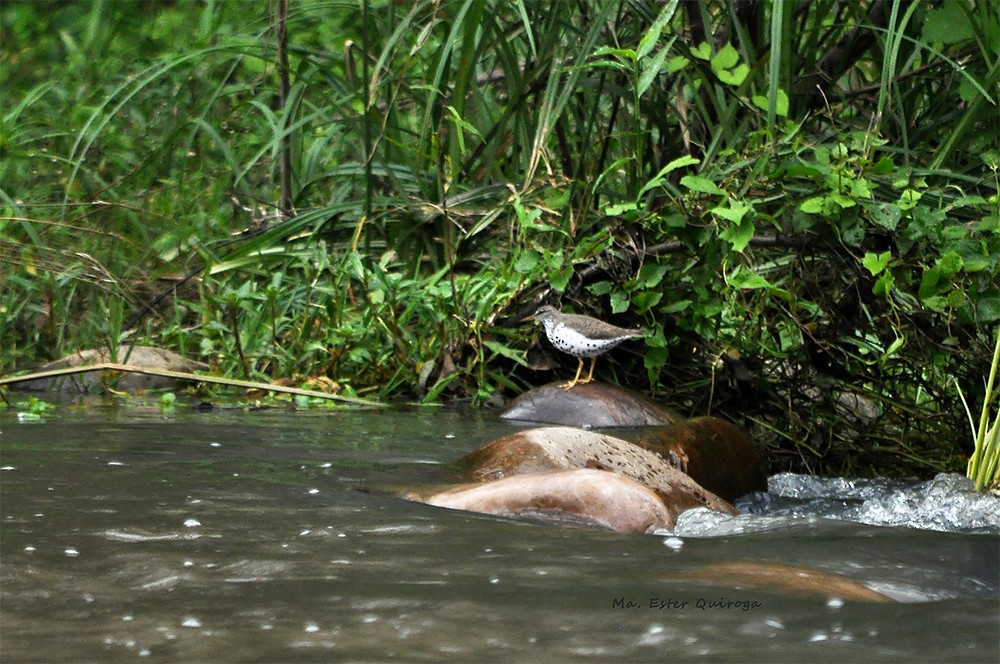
[1,405,997,662]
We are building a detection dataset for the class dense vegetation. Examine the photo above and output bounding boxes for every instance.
[2,0,998,481]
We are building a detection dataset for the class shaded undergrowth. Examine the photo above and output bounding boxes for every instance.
[1,0,998,482]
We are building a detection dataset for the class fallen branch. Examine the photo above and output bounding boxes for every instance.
[0,363,386,408]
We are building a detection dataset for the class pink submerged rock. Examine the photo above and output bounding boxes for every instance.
[422,468,678,534]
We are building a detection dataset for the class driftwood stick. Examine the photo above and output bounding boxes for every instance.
[0,363,385,408]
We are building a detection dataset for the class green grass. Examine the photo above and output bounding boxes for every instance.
[1,0,998,480]
[960,328,1000,491]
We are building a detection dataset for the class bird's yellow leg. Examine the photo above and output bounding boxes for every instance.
[562,358,585,390]
[582,357,597,383]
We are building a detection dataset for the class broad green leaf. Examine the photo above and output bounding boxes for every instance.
[549,265,574,292]
[716,63,749,86]
[922,295,948,313]
[959,255,991,273]
[680,175,724,195]
[921,2,974,44]
[869,156,895,174]
[544,188,570,210]
[711,43,740,71]
[831,143,850,160]
[604,202,640,215]
[977,297,1000,322]
[945,290,966,308]
[636,29,660,61]
[976,211,1000,233]
[830,192,856,209]
[751,89,789,117]
[638,44,671,96]
[842,218,866,246]
[666,54,690,73]
[849,178,873,198]
[545,250,564,270]
[728,267,771,289]
[662,154,701,172]
[662,299,691,313]
[637,0,679,59]
[862,251,892,276]
[691,42,712,60]
[948,195,988,209]
[514,250,538,273]
[919,264,941,299]
[777,162,824,178]
[644,347,669,373]
[942,225,972,242]
[937,250,964,278]
[897,189,923,210]
[873,270,895,297]
[639,155,701,197]
[956,240,992,272]
[773,89,790,117]
[610,289,629,314]
[868,202,901,230]
[635,263,668,288]
[800,196,828,214]
[644,328,666,348]
[580,59,631,73]
[588,280,613,295]
[592,45,637,61]
[711,200,752,223]
[632,290,663,313]
[719,216,755,252]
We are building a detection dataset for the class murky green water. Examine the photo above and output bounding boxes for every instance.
[1,406,997,662]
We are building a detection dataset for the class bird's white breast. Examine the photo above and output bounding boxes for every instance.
[542,320,631,358]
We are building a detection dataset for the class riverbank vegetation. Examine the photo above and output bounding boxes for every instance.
[2,0,998,484]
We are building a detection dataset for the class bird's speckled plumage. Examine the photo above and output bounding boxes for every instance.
[530,305,645,388]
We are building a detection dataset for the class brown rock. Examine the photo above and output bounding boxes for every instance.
[672,561,893,602]
[459,426,736,516]
[12,346,209,393]
[423,469,677,534]
[499,382,679,427]
[625,416,767,502]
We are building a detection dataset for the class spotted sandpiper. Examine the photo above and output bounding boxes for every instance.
[530,305,645,389]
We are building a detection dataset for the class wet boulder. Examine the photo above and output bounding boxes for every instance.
[422,468,677,534]
[624,417,768,502]
[672,561,893,603]
[499,382,679,427]
[458,426,736,517]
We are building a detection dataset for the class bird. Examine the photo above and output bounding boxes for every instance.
[530,305,646,389]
